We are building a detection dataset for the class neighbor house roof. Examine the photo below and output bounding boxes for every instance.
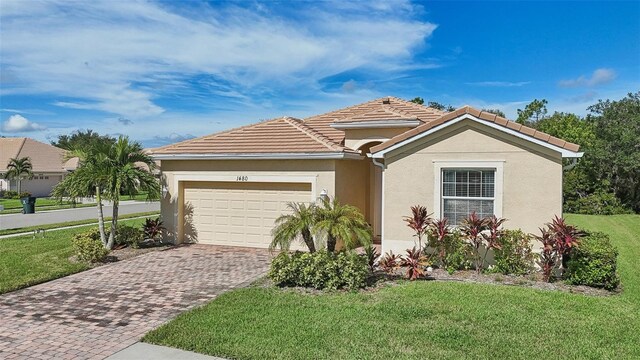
[0,137,76,173]
[150,97,581,159]
[370,106,581,154]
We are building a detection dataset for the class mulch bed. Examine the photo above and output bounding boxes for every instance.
[261,269,618,297]
[422,268,617,297]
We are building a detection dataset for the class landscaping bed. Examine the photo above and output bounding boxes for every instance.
[144,214,639,359]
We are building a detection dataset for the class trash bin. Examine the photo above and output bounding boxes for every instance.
[21,196,36,214]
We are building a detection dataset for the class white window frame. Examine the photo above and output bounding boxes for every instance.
[433,161,504,220]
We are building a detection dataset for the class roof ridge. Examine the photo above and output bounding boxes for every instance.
[382,103,420,119]
[151,117,285,153]
[303,97,388,122]
[387,96,448,116]
[283,117,344,151]
[15,137,27,159]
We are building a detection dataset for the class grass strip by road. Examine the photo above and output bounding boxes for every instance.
[0,216,156,294]
[144,214,640,360]
[0,211,160,237]
[0,202,96,215]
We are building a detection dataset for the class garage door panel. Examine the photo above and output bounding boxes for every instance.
[184,181,312,248]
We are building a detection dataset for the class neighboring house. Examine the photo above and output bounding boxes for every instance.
[151,97,582,253]
[0,137,77,197]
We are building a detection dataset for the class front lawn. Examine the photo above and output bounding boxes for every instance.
[0,217,154,294]
[143,214,640,359]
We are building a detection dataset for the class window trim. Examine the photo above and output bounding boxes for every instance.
[433,161,504,220]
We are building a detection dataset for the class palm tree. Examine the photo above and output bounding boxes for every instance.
[52,143,112,247]
[270,202,317,253]
[314,197,372,252]
[102,136,160,249]
[52,136,159,249]
[4,157,33,195]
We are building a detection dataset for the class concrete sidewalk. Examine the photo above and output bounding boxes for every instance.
[0,201,159,230]
[107,343,225,360]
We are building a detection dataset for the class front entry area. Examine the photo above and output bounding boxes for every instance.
[183,181,312,248]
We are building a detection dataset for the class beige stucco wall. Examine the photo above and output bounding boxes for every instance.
[344,127,413,151]
[160,159,337,243]
[382,119,563,254]
[334,158,369,217]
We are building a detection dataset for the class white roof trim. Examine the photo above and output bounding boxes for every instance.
[371,114,584,159]
[330,120,421,129]
[152,152,364,161]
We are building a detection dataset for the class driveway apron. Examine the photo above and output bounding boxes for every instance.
[0,245,270,360]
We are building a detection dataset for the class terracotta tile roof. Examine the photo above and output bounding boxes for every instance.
[0,137,74,173]
[152,117,352,155]
[303,96,444,143]
[334,106,417,123]
[370,106,581,154]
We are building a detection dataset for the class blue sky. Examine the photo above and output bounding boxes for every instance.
[1,0,638,148]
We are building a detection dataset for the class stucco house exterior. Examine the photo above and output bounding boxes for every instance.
[151,97,583,253]
[0,137,77,197]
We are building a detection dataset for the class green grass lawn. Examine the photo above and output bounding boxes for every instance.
[0,197,79,211]
[0,217,154,294]
[0,211,160,236]
[143,214,640,359]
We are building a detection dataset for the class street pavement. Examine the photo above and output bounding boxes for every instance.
[0,201,159,230]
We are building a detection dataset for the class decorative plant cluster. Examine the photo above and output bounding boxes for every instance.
[535,216,583,282]
[270,198,372,254]
[268,250,369,290]
[379,206,621,291]
[72,228,110,263]
[72,217,167,263]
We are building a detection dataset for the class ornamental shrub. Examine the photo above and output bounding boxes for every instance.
[566,232,620,290]
[268,250,368,290]
[72,228,109,263]
[442,230,473,274]
[493,229,535,276]
[115,225,144,248]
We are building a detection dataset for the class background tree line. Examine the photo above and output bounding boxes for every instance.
[411,92,640,214]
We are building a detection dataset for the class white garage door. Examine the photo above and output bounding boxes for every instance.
[183,181,312,248]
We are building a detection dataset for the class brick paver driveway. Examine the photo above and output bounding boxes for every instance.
[0,245,270,360]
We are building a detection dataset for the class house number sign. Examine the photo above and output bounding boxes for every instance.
[236,176,249,181]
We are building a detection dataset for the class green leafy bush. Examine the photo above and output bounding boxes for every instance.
[493,229,535,276]
[442,230,472,274]
[0,190,31,199]
[116,225,144,248]
[268,250,368,290]
[565,191,632,215]
[566,232,620,290]
[72,228,109,263]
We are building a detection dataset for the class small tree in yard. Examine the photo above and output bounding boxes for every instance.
[4,157,33,195]
[535,216,583,282]
[430,218,450,266]
[460,212,489,273]
[403,205,432,254]
[536,227,558,282]
[314,197,372,253]
[53,136,159,250]
[482,215,506,270]
[270,202,318,253]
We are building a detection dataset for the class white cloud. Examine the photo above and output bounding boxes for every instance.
[559,68,617,88]
[466,81,531,87]
[1,114,47,132]
[0,0,436,119]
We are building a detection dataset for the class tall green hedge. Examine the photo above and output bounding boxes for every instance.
[566,232,620,290]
